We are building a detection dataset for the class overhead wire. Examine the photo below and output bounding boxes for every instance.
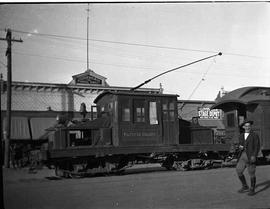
[187,58,216,100]
[3,28,270,59]
[0,47,268,80]
[0,28,269,60]
[1,28,269,83]
[3,49,158,71]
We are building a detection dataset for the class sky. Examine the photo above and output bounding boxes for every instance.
[0,2,270,100]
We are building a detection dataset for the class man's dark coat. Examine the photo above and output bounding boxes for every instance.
[238,131,260,163]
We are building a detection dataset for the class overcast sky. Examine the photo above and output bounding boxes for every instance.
[0,2,269,100]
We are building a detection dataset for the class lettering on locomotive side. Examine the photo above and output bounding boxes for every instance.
[122,131,157,137]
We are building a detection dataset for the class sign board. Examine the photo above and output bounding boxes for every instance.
[198,108,222,119]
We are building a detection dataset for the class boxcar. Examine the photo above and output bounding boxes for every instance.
[212,86,270,157]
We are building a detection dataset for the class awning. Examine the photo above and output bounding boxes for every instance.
[30,118,56,140]
[2,117,31,140]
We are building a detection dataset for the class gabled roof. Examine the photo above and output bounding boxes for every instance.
[212,86,270,109]
[69,69,108,86]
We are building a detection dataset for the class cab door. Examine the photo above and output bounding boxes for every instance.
[161,99,178,145]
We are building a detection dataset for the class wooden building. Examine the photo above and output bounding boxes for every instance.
[0,69,160,144]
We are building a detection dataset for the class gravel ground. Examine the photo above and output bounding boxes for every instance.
[3,164,270,209]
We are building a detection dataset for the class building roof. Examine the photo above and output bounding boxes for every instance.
[212,86,270,110]
[69,69,109,86]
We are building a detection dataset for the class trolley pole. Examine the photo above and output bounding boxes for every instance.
[0,29,23,168]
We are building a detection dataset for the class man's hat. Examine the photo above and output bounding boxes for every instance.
[241,119,254,127]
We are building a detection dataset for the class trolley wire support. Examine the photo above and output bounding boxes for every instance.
[130,52,222,91]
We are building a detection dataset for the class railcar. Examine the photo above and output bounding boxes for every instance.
[41,91,230,177]
[211,86,270,158]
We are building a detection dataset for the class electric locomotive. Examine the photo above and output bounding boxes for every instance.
[41,90,231,177]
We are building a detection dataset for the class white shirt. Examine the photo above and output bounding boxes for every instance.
[244,133,250,140]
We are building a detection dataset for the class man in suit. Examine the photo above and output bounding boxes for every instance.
[236,120,260,196]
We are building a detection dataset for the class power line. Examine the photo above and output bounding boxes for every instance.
[187,58,216,100]
[11,28,216,53]
[4,28,270,60]
[1,47,268,79]
[7,49,159,70]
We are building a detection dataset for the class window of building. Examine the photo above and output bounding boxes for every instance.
[149,101,158,125]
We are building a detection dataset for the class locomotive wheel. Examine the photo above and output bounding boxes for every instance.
[162,155,175,170]
[55,166,71,178]
[55,166,64,177]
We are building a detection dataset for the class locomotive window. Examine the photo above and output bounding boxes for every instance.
[227,113,235,127]
[162,101,175,121]
[121,99,131,122]
[169,102,175,121]
[169,102,174,110]
[169,111,175,120]
[134,100,145,123]
[136,107,145,122]
[162,103,168,110]
[149,102,158,125]
[101,106,105,112]
[122,108,131,122]
[108,102,113,111]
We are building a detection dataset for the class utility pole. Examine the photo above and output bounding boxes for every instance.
[0,73,4,209]
[86,3,90,70]
[0,29,23,168]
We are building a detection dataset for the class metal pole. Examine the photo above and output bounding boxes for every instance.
[131,52,222,91]
[0,73,4,209]
[4,29,12,168]
[87,4,90,70]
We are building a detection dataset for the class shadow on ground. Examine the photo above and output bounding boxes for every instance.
[255,180,270,195]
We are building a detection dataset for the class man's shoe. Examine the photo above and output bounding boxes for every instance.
[248,188,255,196]
[238,185,249,193]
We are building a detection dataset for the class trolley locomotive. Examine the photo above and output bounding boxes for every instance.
[41,91,231,177]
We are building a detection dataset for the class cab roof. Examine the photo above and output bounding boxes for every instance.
[212,86,270,110]
[94,91,179,104]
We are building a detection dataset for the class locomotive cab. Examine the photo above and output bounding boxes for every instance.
[93,91,179,147]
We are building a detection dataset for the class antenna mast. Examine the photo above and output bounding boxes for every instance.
[86,3,90,70]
